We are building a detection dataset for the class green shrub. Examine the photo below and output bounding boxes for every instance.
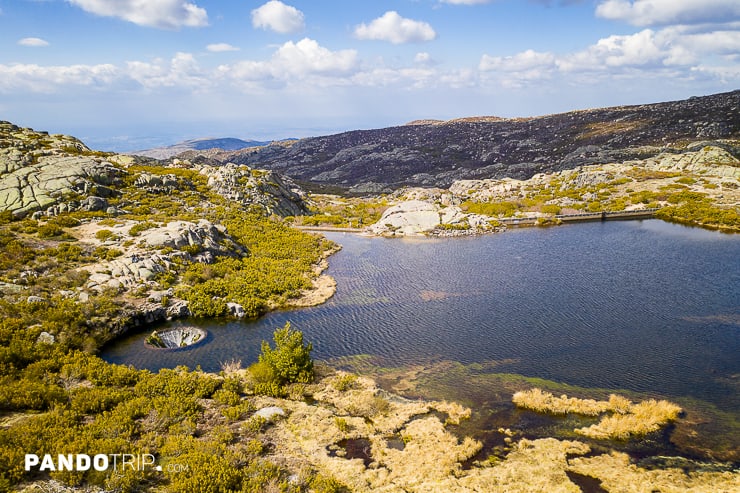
[221,400,253,421]
[335,417,351,433]
[310,473,350,493]
[540,204,562,215]
[95,229,116,241]
[128,221,158,236]
[333,374,358,392]
[212,388,241,407]
[253,382,286,398]
[258,322,314,385]
[242,416,267,434]
[166,452,242,493]
[69,386,133,414]
[37,223,64,238]
[462,200,518,217]
[0,376,67,410]
[134,367,219,400]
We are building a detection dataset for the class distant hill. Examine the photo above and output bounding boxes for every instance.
[185,90,740,193]
[132,137,269,160]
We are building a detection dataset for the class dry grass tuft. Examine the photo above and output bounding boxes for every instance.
[513,388,682,440]
[512,388,611,416]
[569,451,740,493]
[220,358,243,375]
[576,399,682,440]
[432,400,471,425]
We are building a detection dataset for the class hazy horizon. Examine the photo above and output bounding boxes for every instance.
[2,1,739,152]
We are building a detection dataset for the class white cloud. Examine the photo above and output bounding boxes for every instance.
[251,1,305,34]
[479,50,558,88]
[272,39,357,76]
[595,0,740,27]
[691,64,740,84]
[355,11,436,44]
[590,29,665,67]
[480,49,557,72]
[68,0,208,29]
[18,37,50,47]
[126,52,207,88]
[0,63,119,93]
[207,43,239,53]
[414,52,432,64]
[478,24,740,88]
[222,38,358,87]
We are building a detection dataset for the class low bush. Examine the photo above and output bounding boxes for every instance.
[258,322,314,386]
[95,229,116,242]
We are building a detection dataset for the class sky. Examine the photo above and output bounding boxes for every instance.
[0,0,738,151]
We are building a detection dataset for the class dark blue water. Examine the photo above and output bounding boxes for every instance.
[102,220,740,411]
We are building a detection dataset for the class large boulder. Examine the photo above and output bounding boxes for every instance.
[370,200,504,236]
[370,200,441,236]
[0,155,121,217]
[138,220,236,253]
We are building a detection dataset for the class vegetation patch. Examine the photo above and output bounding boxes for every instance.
[513,388,682,440]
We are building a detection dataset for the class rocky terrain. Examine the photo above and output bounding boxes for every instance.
[187,90,740,193]
[0,122,307,219]
[199,162,308,216]
[0,122,123,217]
[132,137,269,160]
[0,121,331,332]
[359,141,739,235]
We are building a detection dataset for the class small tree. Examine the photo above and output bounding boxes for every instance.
[258,322,314,385]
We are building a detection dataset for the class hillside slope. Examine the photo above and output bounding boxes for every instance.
[195,90,740,193]
[133,137,269,160]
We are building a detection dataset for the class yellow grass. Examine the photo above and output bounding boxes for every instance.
[512,388,613,416]
[569,451,740,493]
[513,388,682,440]
[576,399,683,440]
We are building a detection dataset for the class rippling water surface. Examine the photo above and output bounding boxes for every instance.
[103,220,739,411]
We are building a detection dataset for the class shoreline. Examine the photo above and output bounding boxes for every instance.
[298,211,739,238]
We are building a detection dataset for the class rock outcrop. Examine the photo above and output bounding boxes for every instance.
[0,121,123,217]
[199,163,309,216]
[370,200,503,236]
[0,154,122,217]
[0,122,313,219]
[84,219,245,291]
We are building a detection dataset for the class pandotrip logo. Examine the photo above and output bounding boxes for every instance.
[25,454,159,473]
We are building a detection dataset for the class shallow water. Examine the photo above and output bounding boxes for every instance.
[103,220,739,414]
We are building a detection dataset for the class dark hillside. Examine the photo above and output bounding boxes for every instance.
[191,90,740,192]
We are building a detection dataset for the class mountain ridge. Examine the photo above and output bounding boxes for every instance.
[133,136,270,160]
[182,90,740,193]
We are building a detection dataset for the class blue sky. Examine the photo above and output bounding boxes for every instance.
[1,0,739,151]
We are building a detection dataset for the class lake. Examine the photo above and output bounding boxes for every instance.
[103,219,739,415]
